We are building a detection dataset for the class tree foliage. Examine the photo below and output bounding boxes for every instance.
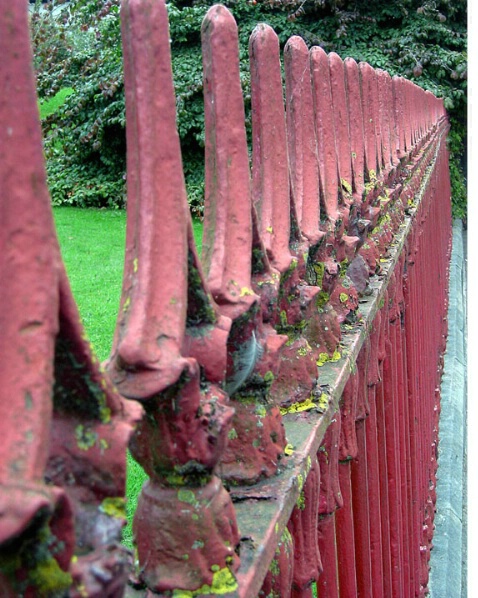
[30,0,467,218]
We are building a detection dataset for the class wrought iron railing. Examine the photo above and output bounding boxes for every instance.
[0,1,451,596]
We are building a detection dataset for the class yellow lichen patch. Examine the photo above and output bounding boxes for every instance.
[280,397,317,415]
[317,350,341,367]
[255,405,267,418]
[341,178,352,195]
[297,343,312,356]
[266,226,273,233]
[297,473,304,493]
[330,350,341,362]
[76,583,88,597]
[339,293,348,303]
[284,443,295,456]
[99,404,111,424]
[133,257,139,273]
[75,425,97,450]
[296,490,306,510]
[239,287,254,297]
[100,497,127,519]
[172,567,238,597]
[317,393,329,412]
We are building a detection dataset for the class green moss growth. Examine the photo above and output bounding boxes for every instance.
[187,250,216,326]
[28,557,72,595]
[0,522,73,596]
[339,259,349,277]
[296,490,306,510]
[313,262,325,287]
[177,489,197,506]
[252,247,267,275]
[316,291,330,310]
[227,428,238,440]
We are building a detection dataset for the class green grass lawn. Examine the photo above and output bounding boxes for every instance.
[53,206,203,548]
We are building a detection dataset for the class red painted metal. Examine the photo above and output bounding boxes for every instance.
[250,24,292,272]
[310,46,340,222]
[329,52,353,196]
[335,463,358,596]
[106,0,240,592]
[344,57,366,198]
[1,2,141,596]
[317,514,339,598]
[351,420,373,598]
[1,1,453,596]
[201,5,253,307]
[284,36,322,245]
[287,459,322,596]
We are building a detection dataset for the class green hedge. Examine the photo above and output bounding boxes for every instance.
[31,0,466,219]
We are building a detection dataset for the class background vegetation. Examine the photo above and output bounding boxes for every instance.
[31,0,467,219]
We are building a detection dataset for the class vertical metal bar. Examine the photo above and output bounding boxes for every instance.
[317,417,342,597]
[284,36,322,245]
[250,24,292,272]
[317,514,340,598]
[310,46,340,222]
[106,2,240,593]
[344,57,366,198]
[375,365,393,597]
[364,316,385,598]
[336,462,358,596]
[201,5,253,305]
[288,459,322,597]
[351,419,373,598]
[382,289,404,597]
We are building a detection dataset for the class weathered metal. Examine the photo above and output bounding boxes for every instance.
[104,0,240,592]
[1,0,452,596]
[1,2,141,596]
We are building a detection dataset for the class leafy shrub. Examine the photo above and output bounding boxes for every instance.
[30,0,466,218]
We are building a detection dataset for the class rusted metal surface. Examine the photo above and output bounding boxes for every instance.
[1,0,452,596]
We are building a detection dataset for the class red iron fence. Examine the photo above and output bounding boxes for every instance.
[0,0,452,596]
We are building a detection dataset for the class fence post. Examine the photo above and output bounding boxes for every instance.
[1,3,141,595]
[106,0,240,593]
